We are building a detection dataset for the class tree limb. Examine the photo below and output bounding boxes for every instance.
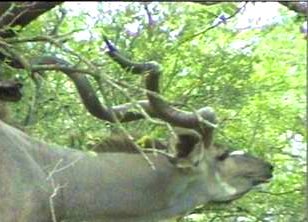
[279,1,308,16]
[0,2,63,38]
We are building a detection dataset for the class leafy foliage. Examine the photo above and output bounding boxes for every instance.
[5,2,306,221]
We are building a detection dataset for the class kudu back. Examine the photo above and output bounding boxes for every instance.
[0,38,273,222]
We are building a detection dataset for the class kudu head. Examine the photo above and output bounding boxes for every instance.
[167,127,273,203]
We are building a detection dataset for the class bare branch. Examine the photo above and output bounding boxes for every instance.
[279,1,308,15]
[196,1,308,16]
[0,2,63,38]
[180,2,247,44]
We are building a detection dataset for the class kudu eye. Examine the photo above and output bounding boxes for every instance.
[216,151,229,161]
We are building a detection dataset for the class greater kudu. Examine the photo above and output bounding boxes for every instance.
[0,38,273,222]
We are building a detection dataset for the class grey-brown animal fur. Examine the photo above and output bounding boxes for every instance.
[91,134,167,153]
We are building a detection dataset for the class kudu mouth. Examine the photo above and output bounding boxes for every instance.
[227,166,273,202]
[251,163,274,186]
[252,175,272,186]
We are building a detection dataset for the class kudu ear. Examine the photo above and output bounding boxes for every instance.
[169,129,204,169]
